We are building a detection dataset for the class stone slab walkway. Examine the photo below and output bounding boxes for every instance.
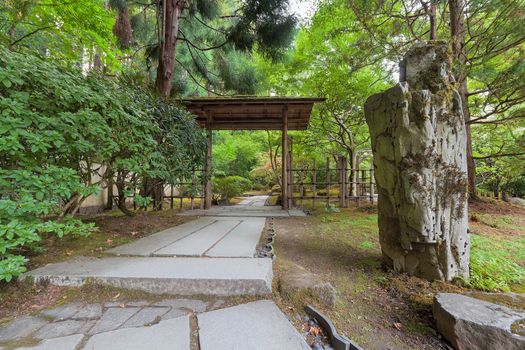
[24,257,272,296]
[198,300,311,350]
[177,194,306,217]
[109,216,265,257]
[0,300,310,350]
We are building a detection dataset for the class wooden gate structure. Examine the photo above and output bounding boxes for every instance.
[182,96,325,210]
[285,151,377,210]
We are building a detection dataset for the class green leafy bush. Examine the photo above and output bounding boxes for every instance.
[212,176,253,203]
[0,47,205,281]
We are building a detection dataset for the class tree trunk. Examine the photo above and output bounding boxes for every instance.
[155,0,185,96]
[449,0,477,198]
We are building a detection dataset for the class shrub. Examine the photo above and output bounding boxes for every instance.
[0,47,205,281]
[212,176,253,203]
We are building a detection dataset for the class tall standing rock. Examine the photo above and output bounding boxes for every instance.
[364,42,469,281]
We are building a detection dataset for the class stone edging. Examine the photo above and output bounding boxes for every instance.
[258,218,276,260]
[305,305,364,350]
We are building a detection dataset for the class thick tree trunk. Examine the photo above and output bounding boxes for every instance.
[449,0,477,198]
[155,0,185,96]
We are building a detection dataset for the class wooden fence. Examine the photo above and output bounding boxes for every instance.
[286,155,377,209]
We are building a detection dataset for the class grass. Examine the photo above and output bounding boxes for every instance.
[274,200,525,349]
[466,234,525,292]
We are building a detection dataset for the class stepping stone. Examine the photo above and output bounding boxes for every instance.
[161,308,189,320]
[72,304,102,320]
[0,316,48,341]
[197,300,310,350]
[89,307,139,334]
[83,316,190,350]
[15,334,84,350]
[121,307,170,327]
[24,257,272,296]
[35,319,87,339]
[41,303,82,321]
[153,299,208,313]
[108,218,216,256]
[205,218,265,257]
[154,219,239,256]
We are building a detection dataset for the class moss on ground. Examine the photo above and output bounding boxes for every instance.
[273,201,525,350]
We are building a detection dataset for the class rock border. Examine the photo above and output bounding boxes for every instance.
[258,218,276,260]
[305,305,363,350]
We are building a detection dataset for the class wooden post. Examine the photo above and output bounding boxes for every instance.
[340,156,348,208]
[312,159,317,210]
[326,157,331,206]
[338,156,344,208]
[281,108,289,210]
[288,136,293,209]
[170,184,174,209]
[300,160,305,209]
[369,166,375,203]
[191,167,195,210]
[204,115,212,209]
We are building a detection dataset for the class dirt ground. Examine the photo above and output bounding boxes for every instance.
[0,209,195,321]
[1,198,524,349]
[272,198,525,350]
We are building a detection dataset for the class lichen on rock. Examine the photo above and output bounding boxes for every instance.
[364,42,469,281]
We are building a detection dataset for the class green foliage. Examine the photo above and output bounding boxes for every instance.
[0,47,205,282]
[213,131,265,178]
[1,0,119,67]
[464,234,525,292]
[212,176,253,202]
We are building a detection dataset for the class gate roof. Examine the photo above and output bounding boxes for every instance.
[181,96,325,130]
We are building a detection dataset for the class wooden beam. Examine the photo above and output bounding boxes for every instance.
[204,113,212,209]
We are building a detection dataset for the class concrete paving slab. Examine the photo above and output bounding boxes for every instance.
[72,304,102,320]
[153,299,208,313]
[35,319,87,340]
[154,219,239,256]
[41,303,82,321]
[89,307,139,334]
[121,307,169,328]
[15,334,84,350]
[205,218,265,257]
[25,257,273,296]
[178,207,304,217]
[197,300,310,350]
[82,316,190,350]
[108,218,216,256]
[238,195,268,206]
[0,316,48,341]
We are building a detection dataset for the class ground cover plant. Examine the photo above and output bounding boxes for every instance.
[273,199,525,350]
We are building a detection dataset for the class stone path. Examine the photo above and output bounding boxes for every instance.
[23,197,280,296]
[109,216,266,257]
[10,197,313,349]
[25,256,272,295]
[178,195,306,217]
[0,299,310,350]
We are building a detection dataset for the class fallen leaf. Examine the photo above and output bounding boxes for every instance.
[309,326,321,336]
[393,322,402,330]
[112,292,120,300]
[66,250,73,256]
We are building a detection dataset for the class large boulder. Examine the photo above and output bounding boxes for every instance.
[364,42,469,281]
[433,293,525,350]
[509,197,525,207]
